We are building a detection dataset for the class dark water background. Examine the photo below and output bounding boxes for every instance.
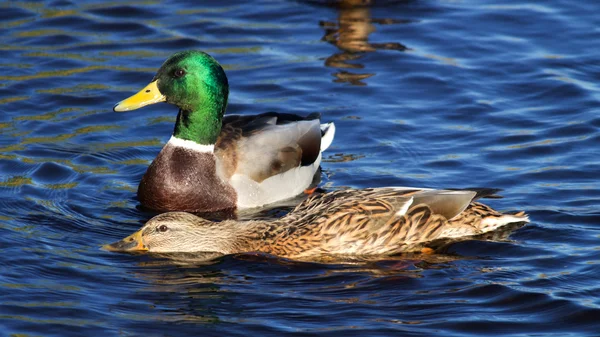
[1,0,599,336]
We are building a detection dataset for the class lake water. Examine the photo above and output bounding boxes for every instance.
[1,0,599,336]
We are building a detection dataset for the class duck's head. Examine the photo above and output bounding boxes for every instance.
[113,50,229,114]
[104,212,236,254]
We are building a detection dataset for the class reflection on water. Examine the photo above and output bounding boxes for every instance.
[320,0,409,85]
[127,252,462,325]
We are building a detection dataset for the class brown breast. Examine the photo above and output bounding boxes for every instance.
[137,144,237,212]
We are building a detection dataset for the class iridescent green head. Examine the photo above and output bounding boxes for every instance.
[114,50,229,144]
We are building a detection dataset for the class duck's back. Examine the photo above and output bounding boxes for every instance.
[215,112,333,209]
[262,187,528,258]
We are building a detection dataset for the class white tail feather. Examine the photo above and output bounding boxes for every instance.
[440,214,529,239]
[479,214,529,232]
[320,122,335,152]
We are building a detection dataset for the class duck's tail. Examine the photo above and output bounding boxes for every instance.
[320,122,335,152]
[476,211,529,233]
[440,203,529,239]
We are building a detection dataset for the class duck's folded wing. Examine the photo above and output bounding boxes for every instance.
[293,187,477,220]
[216,112,323,182]
[305,189,478,254]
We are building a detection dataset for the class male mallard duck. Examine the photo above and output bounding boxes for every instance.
[106,187,529,259]
[114,51,335,212]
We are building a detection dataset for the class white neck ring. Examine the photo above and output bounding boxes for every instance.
[168,136,215,153]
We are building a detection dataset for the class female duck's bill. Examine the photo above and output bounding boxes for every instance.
[104,187,529,260]
[105,230,147,252]
[112,50,335,213]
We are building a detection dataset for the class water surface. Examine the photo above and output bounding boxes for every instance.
[1,0,599,336]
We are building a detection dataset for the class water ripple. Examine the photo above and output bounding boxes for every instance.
[1,0,600,336]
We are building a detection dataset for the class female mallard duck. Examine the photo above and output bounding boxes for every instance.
[114,51,335,212]
[106,187,528,259]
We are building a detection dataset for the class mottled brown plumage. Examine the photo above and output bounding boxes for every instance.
[106,187,529,260]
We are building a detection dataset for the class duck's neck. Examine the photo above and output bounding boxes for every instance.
[173,106,223,145]
[201,220,266,255]
[226,220,288,255]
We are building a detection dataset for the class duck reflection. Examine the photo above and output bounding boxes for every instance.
[320,0,410,85]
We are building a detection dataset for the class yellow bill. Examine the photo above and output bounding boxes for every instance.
[113,80,165,112]
[103,229,148,252]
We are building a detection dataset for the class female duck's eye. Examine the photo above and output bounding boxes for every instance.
[158,225,169,233]
[174,68,186,78]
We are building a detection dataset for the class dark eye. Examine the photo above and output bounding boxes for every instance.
[158,224,169,233]
[174,68,186,78]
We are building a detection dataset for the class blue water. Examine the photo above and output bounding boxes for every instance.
[1,0,599,336]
